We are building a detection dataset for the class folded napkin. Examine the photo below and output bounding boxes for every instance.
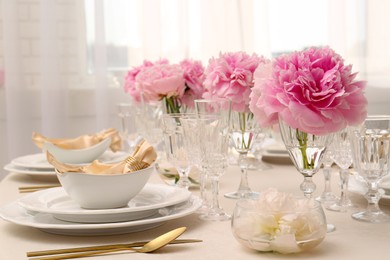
[32,128,122,152]
[47,140,157,175]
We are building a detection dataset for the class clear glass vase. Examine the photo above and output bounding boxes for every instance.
[278,118,333,199]
[225,111,260,199]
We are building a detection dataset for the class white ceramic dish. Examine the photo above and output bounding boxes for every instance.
[0,196,201,236]
[57,165,153,209]
[348,174,390,206]
[18,184,191,223]
[11,151,130,170]
[3,164,56,176]
[43,138,111,164]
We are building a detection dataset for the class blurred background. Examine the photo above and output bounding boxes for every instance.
[1,0,390,179]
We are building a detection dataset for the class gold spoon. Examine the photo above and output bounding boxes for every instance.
[30,227,187,260]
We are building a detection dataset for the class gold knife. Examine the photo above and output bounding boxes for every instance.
[27,239,202,257]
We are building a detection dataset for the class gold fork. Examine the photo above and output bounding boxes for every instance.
[125,156,149,171]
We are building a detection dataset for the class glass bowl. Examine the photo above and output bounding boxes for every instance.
[231,197,327,254]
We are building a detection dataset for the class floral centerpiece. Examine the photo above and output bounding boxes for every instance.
[179,59,206,110]
[124,59,205,113]
[203,51,267,112]
[249,46,367,134]
[123,59,169,104]
[249,46,367,198]
[202,51,269,198]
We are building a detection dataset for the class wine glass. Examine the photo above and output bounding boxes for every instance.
[278,118,333,199]
[349,116,390,223]
[161,113,194,189]
[224,111,260,199]
[180,115,211,211]
[195,99,232,221]
[326,128,356,212]
[316,144,338,206]
[117,103,142,152]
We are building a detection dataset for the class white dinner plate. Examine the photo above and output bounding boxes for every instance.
[0,196,201,236]
[18,184,192,223]
[348,174,390,206]
[11,151,130,170]
[3,164,56,176]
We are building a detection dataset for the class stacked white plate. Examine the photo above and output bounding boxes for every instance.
[3,151,130,177]
[0,184,201,236]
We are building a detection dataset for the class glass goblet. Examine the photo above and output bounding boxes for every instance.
[225,111,260,199]
[180,115,211,211]
[326,128,356,212]
[161,113,193,189]
[278,118,333,199]
[195,99,232,221]
[350,116,390,223]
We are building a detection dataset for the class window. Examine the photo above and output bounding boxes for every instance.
[84,0,374,86]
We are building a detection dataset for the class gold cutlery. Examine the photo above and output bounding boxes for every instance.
[28,227,202,259]
[18,185,61,193]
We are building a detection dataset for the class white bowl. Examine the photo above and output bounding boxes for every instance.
[56,165,153,209]
[43,137,111,164]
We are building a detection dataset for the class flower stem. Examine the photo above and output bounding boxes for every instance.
[163,96,181,114]
[296,129,313,170]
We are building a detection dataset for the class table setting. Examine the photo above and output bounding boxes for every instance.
[2,46,390,260]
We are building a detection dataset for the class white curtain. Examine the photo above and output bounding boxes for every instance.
[0,0,389,179]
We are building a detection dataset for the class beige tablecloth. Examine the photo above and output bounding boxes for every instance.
[0,161,390,260]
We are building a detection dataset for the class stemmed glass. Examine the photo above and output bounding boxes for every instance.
[326,128,356,212]
[161,113,194,189]
[180,115,210,211]
[349,116,390,223]
[195,99,232,221]
[316,145,338,206]
[117,103,142,152]
[225,111,260,199]
[278,118,333,199]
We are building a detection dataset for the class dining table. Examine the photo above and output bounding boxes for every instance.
[1,155,390,260]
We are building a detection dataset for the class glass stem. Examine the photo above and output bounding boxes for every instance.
[323,166,332,195]
[301,176,316,199]
[365,181,382,214]
[210,176,221,213]
[177,168,191,189]
[339,169,350,207]
[237,153,251,196]
[199,168,210,208]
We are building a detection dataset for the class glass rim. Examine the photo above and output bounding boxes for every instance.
[236,197,322,212]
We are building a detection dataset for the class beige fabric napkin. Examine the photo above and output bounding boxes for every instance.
[48,140,157,175]
[32,128,122,152]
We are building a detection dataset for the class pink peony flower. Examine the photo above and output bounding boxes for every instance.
[249,46,367,135]
[123,59,168,103]
[179,59,205,108]
[135,63,186,103]
[203,52,269,112]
